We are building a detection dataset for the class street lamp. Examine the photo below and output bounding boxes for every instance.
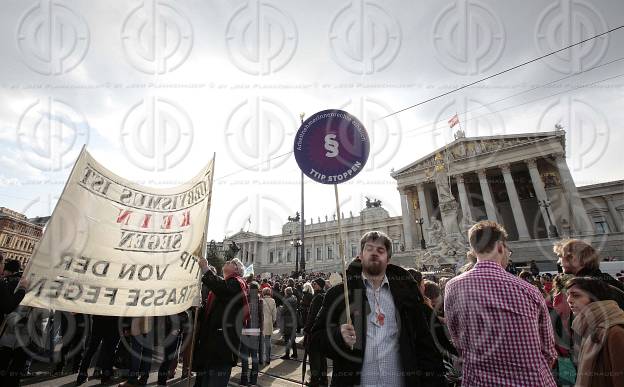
[290,238,302,275]
[415,218,426,249]
[538,199,559,238]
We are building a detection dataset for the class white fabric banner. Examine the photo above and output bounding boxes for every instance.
[21,149,213,316]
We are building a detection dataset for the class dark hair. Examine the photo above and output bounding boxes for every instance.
[519,271,533,281]
[4,259,21,274]
[407,268,423,285]
[564,277,613,302]
[359,231,393,258]
[423,280,441,300]
[249,281,259,290]
[468,221,508,255]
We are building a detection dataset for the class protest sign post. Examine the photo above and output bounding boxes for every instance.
[293,109,370,330]
[187,152,215,387]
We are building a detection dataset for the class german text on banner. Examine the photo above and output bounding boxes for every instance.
[21,150,213,317]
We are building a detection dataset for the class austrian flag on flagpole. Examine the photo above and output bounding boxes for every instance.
[448,114,459,128]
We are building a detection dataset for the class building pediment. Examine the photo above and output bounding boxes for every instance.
[228,230,262,240]
[392,131,565,179]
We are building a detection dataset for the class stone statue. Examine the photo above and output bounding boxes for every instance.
[365,196,382,208]
[349,210,353,218]
[418,217,468,267]
[318,216,321,223]
[287,212,300,222]
[325,215,328,222]
[427,218,445,244]
[453,129,465,140]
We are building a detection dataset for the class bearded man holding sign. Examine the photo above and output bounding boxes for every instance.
[295,110,446,386]
[310,231,447,386]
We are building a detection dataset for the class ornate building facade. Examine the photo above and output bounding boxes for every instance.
[223,204,404,275]
[391,130,623,268]
[0,207,44,267]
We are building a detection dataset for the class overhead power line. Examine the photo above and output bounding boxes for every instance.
[379,25,624,120]
[407,70,624,137]
[404,55,624,136]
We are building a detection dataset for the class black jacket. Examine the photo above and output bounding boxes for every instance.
[0,272,25,325]
[193,271,246,368]
[310,260,447,386]
[576,267,624,309]
[304,288,325,350]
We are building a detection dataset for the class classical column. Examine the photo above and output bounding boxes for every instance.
[456,174,473,221]
[399,188,414,250]
[554,154,593,234]
[500,164,530,240]
[526,158,552,234]
[416,183,430,228]
[605,196,622,232]
[477,169,499,222]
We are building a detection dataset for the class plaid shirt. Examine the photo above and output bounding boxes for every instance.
[444,260,557,386]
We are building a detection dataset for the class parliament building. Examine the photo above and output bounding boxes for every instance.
[224,130,623,273]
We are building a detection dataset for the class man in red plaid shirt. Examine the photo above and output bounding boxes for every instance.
[444,221,557,386]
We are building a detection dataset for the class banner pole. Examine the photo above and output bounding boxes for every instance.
[333,184,352,327]
[187,152,216,387]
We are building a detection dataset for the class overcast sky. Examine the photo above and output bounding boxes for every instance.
[0,0,623,241]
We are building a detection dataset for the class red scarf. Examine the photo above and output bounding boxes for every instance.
[205,274,250,326]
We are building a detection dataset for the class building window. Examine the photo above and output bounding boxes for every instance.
[306,249,310,262]
[593,217,610,234]
[269,251,274,263]
[351,245,357,258]
[316,247,322,261]
[278,251,282,263]
[393,241,400,254]
[327,246,333,260]
[287,251,292,262]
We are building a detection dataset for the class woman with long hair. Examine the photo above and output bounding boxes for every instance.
[566,277,624,387]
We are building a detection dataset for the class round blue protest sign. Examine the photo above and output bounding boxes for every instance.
[294,109,369,184]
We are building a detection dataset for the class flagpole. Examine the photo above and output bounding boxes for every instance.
[188,152,216,387]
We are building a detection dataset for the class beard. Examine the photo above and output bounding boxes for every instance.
[363,259,384,276]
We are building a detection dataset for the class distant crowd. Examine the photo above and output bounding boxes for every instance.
[1,220,624,387]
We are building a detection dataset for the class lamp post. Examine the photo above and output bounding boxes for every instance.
[415,218,426,249]
[538,199,559,238]
[290,238,302,275]
[299,112,306,275]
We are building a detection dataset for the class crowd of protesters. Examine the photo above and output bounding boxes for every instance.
[1,221,624,387]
